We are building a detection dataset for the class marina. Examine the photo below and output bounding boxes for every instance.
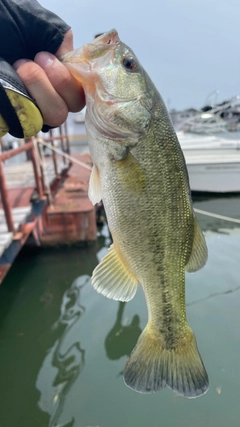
[0,125,97,283]
[174,97,240,193]
[0,113,240,426]
[1,0,240,424]
[0,195,240,427]
[1,108,240,280]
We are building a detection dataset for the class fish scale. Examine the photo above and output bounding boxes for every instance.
[62,29,208,397]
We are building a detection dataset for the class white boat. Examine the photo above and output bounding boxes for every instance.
[174,95,240,135]
[182,148,240,193]
[176,102,240,193]
[180,112,228,134]
[177,131,240,192]
[177,130,240,150]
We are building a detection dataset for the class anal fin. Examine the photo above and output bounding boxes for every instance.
[185,216,208,272]
[92,244,138,301]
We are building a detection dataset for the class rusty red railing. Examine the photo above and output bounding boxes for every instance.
[0,125,71,234]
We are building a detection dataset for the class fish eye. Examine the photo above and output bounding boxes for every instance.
[123,57,137,71]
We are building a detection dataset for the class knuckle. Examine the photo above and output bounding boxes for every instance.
[53,73,72,93]
[17,62,45,86]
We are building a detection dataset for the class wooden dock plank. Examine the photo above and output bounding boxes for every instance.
[0,187,34,210]
[39,152,97,244]
[0,206,32,233]
[0,206,31,217]
[46,153,92,213]
[0,233,13,257]
[0,150,97,281]
[3,156,68,188]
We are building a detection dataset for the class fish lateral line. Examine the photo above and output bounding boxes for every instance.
[64,28,209,398]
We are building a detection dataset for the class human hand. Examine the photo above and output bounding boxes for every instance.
[13,29,85,128]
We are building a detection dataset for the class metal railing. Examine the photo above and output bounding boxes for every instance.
[0,125,71,234]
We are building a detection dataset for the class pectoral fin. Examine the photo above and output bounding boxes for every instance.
[116,153,146,193]
[88,164,102,205]
[185,217,208,272]
[92,244,138,301]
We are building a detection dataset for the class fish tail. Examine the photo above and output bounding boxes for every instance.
[123,322,208,398]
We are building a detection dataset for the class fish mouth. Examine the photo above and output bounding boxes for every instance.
[60,29,120,84]
[61,30,148,144]
[89,29,120,47]
[61,29,119,61]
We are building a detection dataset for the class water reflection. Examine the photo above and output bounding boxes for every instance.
[187,285,240,306]
[98,223,142,365]
[105,302,142,361]
[36,275,90,427]
[193,195,240,234]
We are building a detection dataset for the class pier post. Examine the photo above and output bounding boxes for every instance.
[36,141,46,194]
[59,126,66,164]
[0,160,15,232]
[64,121,70,155]
[30,142,44,200]
[49,130,59,178]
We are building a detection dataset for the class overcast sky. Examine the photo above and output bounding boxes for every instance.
[40,0,240,111]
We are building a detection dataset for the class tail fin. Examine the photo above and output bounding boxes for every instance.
[123,323,208,398]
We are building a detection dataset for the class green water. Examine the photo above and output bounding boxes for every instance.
[0,196,240,427]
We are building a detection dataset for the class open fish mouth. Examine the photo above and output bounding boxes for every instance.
[60,30,120,94]
[60,29,119,65]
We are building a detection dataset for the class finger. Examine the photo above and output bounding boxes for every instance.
[14,59,68,127]
[34,52,85,113]
[56,29,74,56]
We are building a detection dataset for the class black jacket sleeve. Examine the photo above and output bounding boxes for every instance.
[0,0,70,64]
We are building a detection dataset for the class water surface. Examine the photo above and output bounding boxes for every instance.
[0,197,240,427]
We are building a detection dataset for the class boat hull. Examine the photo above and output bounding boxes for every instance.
[177,132,240,193]
[184,150,240,192]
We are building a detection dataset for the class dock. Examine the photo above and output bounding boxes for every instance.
[38,152,96,245]
[0,128,97,283]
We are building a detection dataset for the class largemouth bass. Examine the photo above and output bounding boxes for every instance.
[62,30,209,398]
